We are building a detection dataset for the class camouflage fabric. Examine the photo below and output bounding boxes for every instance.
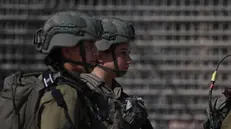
[80,73,149,129]
[80,73,127,129]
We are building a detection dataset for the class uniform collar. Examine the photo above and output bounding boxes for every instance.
[81,73,123,99]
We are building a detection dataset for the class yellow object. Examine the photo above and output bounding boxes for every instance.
[211,71,217,82]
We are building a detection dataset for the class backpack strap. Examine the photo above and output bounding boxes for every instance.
[58,74,102,117]
[41,71,106,129]
[42,71,61,87]
[41,70,77,129]
[50,86,77,129]
[58,73,103,129]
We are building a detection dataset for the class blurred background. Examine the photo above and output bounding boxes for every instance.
[0,0,231,129]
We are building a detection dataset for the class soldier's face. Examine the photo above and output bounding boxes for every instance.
[113,43,133,71]
[99,43,133,73]
[83,40,98,65]
[62,40,98,72]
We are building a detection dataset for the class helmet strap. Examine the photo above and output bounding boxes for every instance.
[97,46,127,77]
[79,42,91,73]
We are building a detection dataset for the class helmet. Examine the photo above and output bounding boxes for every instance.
[95,17,135,51]
[34,11,102,54]
[95,17,135,77]
[33,11,103,72]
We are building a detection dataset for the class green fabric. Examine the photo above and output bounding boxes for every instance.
[39,84,87,129]
[222,110,231,129]
[0,72,43,129]
[80,73,149,129]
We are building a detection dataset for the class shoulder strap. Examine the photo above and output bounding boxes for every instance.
[41,71,78,129]
[50,86,77,129]
[58,73,103,128]
[42,70,61,87]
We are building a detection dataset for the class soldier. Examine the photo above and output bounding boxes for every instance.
[0,11,103,129]
[80,17,153,129]
[35,11,103,129]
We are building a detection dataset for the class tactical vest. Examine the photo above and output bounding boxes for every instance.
[80,73,151,129]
